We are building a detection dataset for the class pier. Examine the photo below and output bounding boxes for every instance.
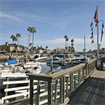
[1,58,105,105]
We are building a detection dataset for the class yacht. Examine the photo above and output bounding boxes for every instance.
[47,56,63,64]
[32,54,47,62]
[23,61,42,74]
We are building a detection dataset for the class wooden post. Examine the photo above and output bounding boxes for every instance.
[51,56,53,71]
[60,77,65,103]
[30,79,33,105]
[82,68,85,82]
[70,72,74,92]
[66,76,69,95]
[54,80,58,103]
[36,81,40,105]
[86,63,88,77]
[48,81,52,105]
[78,69,81,85]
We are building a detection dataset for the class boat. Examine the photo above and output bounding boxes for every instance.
[71,56,89,64]
[0,62,42,90]
[23,61,42,74]
[47,56,63,64]
[5,59,16,65]
[32,54,47,62]
[0,64,24,90]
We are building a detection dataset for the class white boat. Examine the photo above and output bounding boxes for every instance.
[0,62,42,90]
[23,61,42,74]
[47,56,63,64]
[71,56,90,64]
[32,54,47,62]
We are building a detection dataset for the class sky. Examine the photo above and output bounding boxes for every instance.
[0,0,105,52]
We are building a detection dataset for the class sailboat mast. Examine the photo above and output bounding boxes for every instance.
[84,35,86,56]
[97,5,99,59]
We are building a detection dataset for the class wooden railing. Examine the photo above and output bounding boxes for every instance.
[1,59,96,105]
[28,59,96,105]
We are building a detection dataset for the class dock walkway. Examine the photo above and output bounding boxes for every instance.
[69,69,105,105]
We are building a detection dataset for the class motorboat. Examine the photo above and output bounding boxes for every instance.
[0,64,24,90]
[23,61,42,74]
[47,56,63,64]
[71,56,90,64]
[0,62,42,90]
[32,54,47,62]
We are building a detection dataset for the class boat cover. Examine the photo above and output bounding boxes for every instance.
[5,60,16,65]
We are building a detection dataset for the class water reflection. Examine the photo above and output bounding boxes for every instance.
[40,62,63,73]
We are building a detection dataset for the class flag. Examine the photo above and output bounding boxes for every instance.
[90,22,93,27]
[91,32,93,35]
[101,30,104,34]
[91,40,94,43]
[100,29,104,41]
[90,35,93,39]
[100,34,103,41]
[102,23,104,28]
[91,27,93,31]
[94,8,99,23]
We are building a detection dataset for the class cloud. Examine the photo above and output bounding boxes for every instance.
[0,12,24,22]
[0,10,86,28]
[16,11,84,28]
[20,13,49,20]
[33,36,105,45]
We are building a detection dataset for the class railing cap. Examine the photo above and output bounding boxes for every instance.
[27,73,52,82]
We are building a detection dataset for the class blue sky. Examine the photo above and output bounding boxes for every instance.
[0,0,105,51]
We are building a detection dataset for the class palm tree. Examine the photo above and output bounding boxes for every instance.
[64,35,69,53]
[13,36,17,44]
[68,46,71,53]
[16,33,21,45]
[64,35,67,49]
[31,27,36,48]
[66,37,69,53]
[46,46,48,50]
[71,39,74,53]
[71,39,74,47]
[27,27,31,49]
[12,36,17,53]
[10,35,15,44]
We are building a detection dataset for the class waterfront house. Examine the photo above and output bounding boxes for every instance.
[0,42,28,53]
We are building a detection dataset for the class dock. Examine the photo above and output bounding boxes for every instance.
[69,69,105,105]
[0,58,105,105]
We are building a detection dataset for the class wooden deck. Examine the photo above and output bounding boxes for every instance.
[69,69,105,105]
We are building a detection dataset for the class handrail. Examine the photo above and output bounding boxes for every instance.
[28,59,97,105]
[2,59,97,105]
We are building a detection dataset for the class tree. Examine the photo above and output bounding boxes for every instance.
[64,35,69,53]
[71,39,74,53]
[13,36,17,44]
[31,27,36,48]
[31,46,36,52]
[16,33,21,45]
[64,35,67,49]
[71,39,74,48]
[66,37,69,53]
[46,46,48,50]
[10,35,15,44]
[27,27,31,48]
[68,46,71,53]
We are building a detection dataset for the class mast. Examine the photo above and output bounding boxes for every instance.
[97,5,99,59]
[84,35,86,56]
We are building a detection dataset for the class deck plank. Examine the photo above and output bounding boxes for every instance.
[69,69,105,105]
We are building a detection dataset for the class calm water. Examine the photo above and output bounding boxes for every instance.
[40,62,64,73]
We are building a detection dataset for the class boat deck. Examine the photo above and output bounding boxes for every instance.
[69,69,105,105]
